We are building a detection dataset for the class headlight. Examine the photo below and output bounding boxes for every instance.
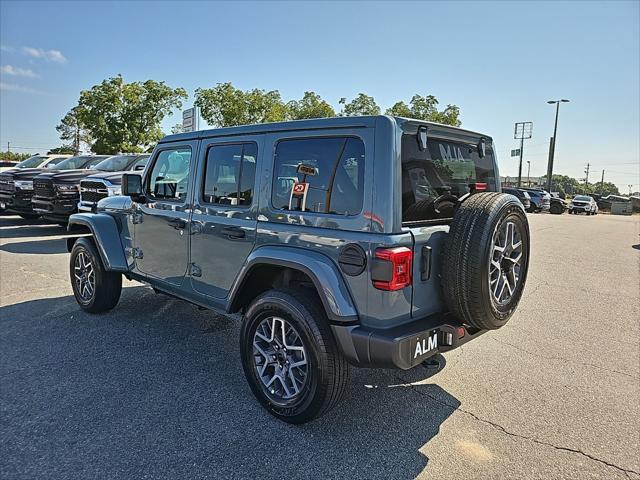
[14,180,33,190]
[107,185,121,196]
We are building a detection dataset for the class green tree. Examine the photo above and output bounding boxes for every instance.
[339,93,380,116]
[56,106,91,154]
[76,75,187,154]
[195,82,287,127]
[170,123,184,135]
[48,145,75,154]
[0,151,32,162]
[385,94,462,126]
[286,91,335,120]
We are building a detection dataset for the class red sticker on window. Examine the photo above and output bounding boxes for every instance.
[292,182,309,195]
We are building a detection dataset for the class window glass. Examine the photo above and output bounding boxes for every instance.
[46,156,69,168]
[132,155,150,171]
[148,148,191,201]
[55,156,107,170]
[16,156,47,168]
[93,155,136,172]
[203,143,257,206]
[401,135,497,223]
[272,137,365,215]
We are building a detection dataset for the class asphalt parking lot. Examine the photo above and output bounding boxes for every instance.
[1,212,639,480]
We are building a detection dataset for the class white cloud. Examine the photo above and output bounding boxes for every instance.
[22,46,67,64]
[0,82,42,94]
[0,65,38,78]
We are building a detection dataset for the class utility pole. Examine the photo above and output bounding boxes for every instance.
[527,161,531,187]
[514,122,533,187]
[545,99,570,192]
[584,163,590,186]
[629,185,633,196]
[600,170,605,194]
[7,142,9,153]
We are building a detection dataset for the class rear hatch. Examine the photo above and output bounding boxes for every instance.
[398,122,499,318]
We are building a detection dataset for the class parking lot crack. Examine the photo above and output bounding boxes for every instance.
[490,337,639,379]
[396,375,640,478]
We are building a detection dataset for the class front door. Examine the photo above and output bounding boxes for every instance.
[133,142,197,286]
[189,136,262,298]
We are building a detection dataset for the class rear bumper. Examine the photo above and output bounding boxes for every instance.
[331,313,487,370]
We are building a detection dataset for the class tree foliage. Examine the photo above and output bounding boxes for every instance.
[76,75,187,154]
[48,145,76,154]
[0,151,32,162]
[386,94,461,126]
[286,91,335,120]
[56,106,91,154]
[544,174,620,196]
[195,83,287,127]
[339,93,381,116]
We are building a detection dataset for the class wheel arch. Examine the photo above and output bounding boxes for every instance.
[228,246,359,323]
[67,213,129,272]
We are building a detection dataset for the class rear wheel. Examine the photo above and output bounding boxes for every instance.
[69,237,122,313]
[442,193,530,330]
[240,289,349,424]
[549,203,563,215]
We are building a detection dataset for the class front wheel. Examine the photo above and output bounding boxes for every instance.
[69,237,122,313]
[240,289,349,424]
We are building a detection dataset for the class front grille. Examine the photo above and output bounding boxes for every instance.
[34,179,55,198]
[80,180,109,204]
[0,177,15,193]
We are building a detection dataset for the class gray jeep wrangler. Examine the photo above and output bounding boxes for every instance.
[67,116,530,423]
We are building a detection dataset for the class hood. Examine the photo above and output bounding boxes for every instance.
[34,169,99,184]
[82,170,134,185]
[0,168,51,180]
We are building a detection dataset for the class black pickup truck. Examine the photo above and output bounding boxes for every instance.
[31,155,143,223]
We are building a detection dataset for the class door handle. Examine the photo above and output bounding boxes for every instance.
[168,218,187,230]
[222,226,246,239]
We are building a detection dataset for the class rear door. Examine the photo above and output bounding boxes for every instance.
[133,141,197,285]
[189,135,262,298]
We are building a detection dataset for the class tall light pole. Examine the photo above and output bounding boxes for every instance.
[545,99,570,192]
[526,160,531,186]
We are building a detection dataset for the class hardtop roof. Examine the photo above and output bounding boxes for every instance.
[160,115,492,144]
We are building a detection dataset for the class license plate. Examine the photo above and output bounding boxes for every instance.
[410,329,439,364]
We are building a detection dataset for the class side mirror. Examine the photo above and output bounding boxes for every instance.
[122,173,144,202]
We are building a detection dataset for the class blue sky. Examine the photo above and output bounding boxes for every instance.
[1,0,638,192]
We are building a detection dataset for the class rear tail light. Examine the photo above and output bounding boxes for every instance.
[372,247,413,291]
[473,182,488,192]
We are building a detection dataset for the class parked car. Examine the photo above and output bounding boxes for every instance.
[31,155,112,223]
[523,188,551,212]
[569,195,598,215]
[502,187,531,211]
[66,116,531,424]
[0,161,19,173]
[0,154,74,219]
[78,154,150,212]
[549,196,567,215]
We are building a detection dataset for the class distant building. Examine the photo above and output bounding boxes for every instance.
[500,176,545,188]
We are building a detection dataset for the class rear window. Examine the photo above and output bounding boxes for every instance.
[401,134,497,223]
[272,136,365,215]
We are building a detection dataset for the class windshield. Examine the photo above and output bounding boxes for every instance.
[93,155,137,172]
[574,195,591,201]
[45,157,69,168]
[401,134,497,223]
[55,156,104,170]
[131,155,149,171]
[16,156,47,168]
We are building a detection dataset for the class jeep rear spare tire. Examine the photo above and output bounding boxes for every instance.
[442,192,530,330]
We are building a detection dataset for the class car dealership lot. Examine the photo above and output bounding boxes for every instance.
[1,214,638,479]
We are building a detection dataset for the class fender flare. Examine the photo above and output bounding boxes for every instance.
[228,246,359,323]
[68,213,129,272]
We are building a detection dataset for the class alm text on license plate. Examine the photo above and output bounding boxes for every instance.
[412,330,438,363]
